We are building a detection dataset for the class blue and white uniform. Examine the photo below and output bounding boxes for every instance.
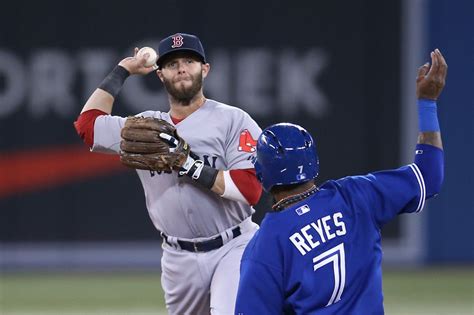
[235,161,434,314]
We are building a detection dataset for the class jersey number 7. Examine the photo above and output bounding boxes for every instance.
[312,243,346,306]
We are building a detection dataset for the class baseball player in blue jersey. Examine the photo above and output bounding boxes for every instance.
[234,49,447,314]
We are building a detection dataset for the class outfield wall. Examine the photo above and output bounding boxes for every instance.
[0,0,471,269]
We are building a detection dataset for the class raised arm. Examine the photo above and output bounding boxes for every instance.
[415,48,447,149]
[75,48,156,148]
[80,48,155,114]
[414,48,447,198]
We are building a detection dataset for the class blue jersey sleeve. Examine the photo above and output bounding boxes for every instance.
[336,164,425,226]
[414,144,444,198]
[235,259,284,315]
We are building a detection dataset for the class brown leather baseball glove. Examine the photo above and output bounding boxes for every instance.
[119,117,190,173]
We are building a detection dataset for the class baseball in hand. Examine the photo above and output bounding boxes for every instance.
[137,47,158,67]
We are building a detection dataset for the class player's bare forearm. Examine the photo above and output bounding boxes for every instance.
[417,132,443,150]
[81,89,114,114]
[211,170,225,195]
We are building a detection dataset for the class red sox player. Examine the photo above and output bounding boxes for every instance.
[74,33,262,314]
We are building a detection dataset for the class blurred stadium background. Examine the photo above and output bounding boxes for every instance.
[1,0,472,314]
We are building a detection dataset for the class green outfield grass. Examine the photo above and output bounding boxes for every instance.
[383,267,474,314]
[1,267,473,314]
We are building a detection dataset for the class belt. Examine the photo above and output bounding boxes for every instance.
[161,227,241,252]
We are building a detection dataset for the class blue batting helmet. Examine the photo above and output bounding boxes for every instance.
[254,123,319,192]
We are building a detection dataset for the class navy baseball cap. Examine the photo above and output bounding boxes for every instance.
[156,33,207,68]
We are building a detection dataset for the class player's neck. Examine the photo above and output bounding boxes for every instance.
[272,181,318,211]
[169,92,206,120]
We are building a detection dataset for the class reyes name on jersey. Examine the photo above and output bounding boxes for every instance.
[236,165,426,314]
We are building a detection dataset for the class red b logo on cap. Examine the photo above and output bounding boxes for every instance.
[171,34,184,48]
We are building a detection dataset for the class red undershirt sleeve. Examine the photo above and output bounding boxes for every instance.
[229,168,262,206]
[73,109,108,148]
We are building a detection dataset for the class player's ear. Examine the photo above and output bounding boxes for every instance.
[202,63,210,79]
[156,69,164,82]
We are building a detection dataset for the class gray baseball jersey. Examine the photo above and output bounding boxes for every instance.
[92,99,262,239]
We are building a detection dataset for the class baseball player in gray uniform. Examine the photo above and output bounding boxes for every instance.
[74,33,262,315]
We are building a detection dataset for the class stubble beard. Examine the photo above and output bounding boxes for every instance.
[163,72,203,106]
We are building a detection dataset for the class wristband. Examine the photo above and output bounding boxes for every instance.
[98,65,130,98]
[417,99,440,132]
[186,161,218,189]
[179,155,218,189]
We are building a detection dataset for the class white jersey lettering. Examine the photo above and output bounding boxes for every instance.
[290,212,347,256]
[311,220,326,243]
[334,212,347,236]
[289,232,312,256]
[301,224,320,249]
[322,215,336,241]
